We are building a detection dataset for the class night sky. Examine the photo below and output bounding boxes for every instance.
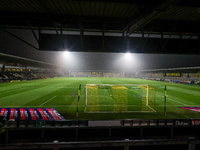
[0,28,200,71]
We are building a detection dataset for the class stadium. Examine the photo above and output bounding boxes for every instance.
[1,0,200,150]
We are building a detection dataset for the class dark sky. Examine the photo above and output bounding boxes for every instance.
[0,28,200,71]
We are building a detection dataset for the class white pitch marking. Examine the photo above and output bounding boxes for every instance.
[167,97,188,106]
[157,94,189,106]
[39,96,57,107]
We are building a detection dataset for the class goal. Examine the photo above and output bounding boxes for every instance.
[84,84,156,113]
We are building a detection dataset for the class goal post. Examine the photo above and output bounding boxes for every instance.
[84,84,156,113]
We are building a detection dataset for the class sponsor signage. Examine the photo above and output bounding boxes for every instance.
[91,72,103,75]
[195,73,200,78]
[191,119,200,125]
[165,73,181,77]
[0,108,65,121]
[174,120,190,126]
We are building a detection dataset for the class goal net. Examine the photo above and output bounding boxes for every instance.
[84,84,156,113]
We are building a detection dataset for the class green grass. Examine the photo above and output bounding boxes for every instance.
[0,77,200,120]
[85,84,154,113]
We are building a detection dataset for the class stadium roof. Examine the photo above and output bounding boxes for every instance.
[137,66,200,73]
[0,0,200,54]
[1,0,200,33]
[0,52,64,69]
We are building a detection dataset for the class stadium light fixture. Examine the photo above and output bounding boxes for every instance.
[125,52,131,59]
[63,50,69,57]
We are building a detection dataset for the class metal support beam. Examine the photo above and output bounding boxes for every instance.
[78,1,83,17]
[54,24,59,35]
[180,35,194,51]
[79,22,84,51]
[179,28,199,52]
[160,26,177,52]
[61,26,63,35]
[125,38,130,52]
[142,25,154,51]
[123,32,126,51]
[199,34,200,54]
[38,27,41,49]
[179,33,182,53]
[142,28,145,52]
[136,4,146,18]
[102,23,106,51]
[161,32,163,48]
[0,27,39,50]
[54,23,64,50]
[27,21,39,45]
[124,0,180,36]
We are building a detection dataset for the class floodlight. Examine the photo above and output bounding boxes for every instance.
[125,52,131,59]
[63,50,69,57]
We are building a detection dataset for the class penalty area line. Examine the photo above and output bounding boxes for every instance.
[168,97,188,106]
[157,95,189,106]
[39,96,57,107]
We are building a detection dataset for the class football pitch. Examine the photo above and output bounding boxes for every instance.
[0,77,200,120]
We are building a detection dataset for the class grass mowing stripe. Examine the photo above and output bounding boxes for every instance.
[23,79,81,107]
[0,87,29,94]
